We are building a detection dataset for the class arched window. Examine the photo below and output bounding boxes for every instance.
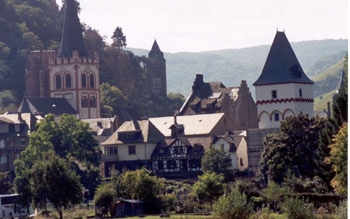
[55,75,61,89]
[90,96,97,108]
[65,74,71,88]
[89,74,95,88]
[81,73,87,88]
[81,96,88,108]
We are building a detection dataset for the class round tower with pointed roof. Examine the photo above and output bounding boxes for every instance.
[253,31,314,129]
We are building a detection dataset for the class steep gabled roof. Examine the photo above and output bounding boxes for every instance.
[59,0,88,58]
[102,120,165,145]
[253,31,313,86]
[17,97,77,116]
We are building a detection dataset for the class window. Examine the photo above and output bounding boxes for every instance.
[81,73,87,88]
[65,74,72,88]
[55,75,61,89]
[0,139,4,148]
[299,88,303,97]
[271,90,277,99]
[0,155,7,164]
[20,138,26,145]
[89,74,95,88]
[90,96,97,108]
[128,145,136,155]
[105,147,118,155]
[274,113,280,121]
[240,158,244,166]
[220,144,225,151]
[81,96,88,108]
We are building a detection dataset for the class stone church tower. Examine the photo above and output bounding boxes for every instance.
[146,40,167,97]
[253,31,314,129]
[25,0,100,119]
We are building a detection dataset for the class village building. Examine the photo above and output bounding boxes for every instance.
[0,113,37,174]
[100,119,165,177]
[100,113,249,178]
[180,74,258,131]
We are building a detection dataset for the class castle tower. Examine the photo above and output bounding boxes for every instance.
[26,0,100,119]
[253,31,314,129]
[146,40,167,97]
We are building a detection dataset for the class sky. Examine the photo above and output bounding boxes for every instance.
[56,0,348,53]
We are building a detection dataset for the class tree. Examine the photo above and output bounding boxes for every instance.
[94,183,116,217]
[193,172,225,209]
[201,147,231,174]
[328,123,347,195]
[263,181,285,211]
[260,114,334,186]
[83,27,105,56]
[100,82,128,117]
[29,151,83,219]
[0,90,18,113]
[0,172,13,194]
[332,55,348,128]
[15,114,100,210]
[111,27,126,51]
[115,168,165,214]
[213,185,252,219]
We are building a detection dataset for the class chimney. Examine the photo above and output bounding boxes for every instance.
[192,74,204,91]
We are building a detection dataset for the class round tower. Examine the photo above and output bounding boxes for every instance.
[253,31,314,129]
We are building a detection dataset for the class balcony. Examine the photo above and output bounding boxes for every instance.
[101,154,118,162]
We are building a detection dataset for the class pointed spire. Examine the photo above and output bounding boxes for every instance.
[148,39,164,59]
[254,31,313,86]
[59,0,88,58]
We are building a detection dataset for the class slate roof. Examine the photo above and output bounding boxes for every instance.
[148,40,164,59]
[253,31,313,86]
[17,97,77,116]
[59,0,88,58]
[102,120,165,146]
[149,113,225,137]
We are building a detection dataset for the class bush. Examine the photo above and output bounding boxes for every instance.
[213,187,252,219]
[249,207,275,219]
[283,196,315,219]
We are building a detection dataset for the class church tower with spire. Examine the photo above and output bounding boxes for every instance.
[146,40,167,97]
[25,0,100,119]
[253,31,314,129]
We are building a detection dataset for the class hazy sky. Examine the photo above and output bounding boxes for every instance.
[57,0,348,53]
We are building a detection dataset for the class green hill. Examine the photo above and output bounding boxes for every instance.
[130,39,347,97]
